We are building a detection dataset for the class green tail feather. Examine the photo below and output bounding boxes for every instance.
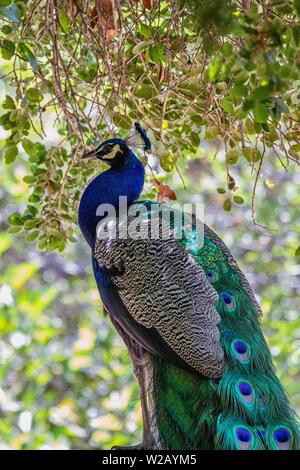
[145,202,300,450]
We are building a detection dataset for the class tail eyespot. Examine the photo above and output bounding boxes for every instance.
[206,270,218,283]
[237,381,254,405]
[221,291,236,311]
[273,428,292,450]
[232,339,250,364]
[236,427,253,449]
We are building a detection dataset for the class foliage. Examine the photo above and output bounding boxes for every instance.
[0,163,142,449]
[1,142,300,449]
[0,0,299,252]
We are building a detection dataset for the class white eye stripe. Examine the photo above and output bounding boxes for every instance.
[104,144,122,160]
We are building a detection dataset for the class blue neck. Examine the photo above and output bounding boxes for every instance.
[78,149,145,247]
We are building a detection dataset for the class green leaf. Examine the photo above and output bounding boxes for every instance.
[28,194,40,203]
[294,0,300,16]
[235,71,249,84]
[23,176,36,184]
[59,12,70,32]
[221,42,233,57]
[292,25,300,45]
[295,246,300,256]
[191,115,203,125]
[291,144,300,152]
[112,114,132,130]
[206,57,222,82]
[230,84,247,98]
[253,103,269,123]
[0,1,12,6]
[2,95,15,109]
[7,211,23,226]
[22,138,36,156]
[191,132,200,147]
[133,83,157,99]
[233,195,244,205]
[9,109,18,122]
[223,198,232,211]
[148,44,165,64]
[1,38,15,59]
[226,149,239,164]
[220,98,234,114]
[77,66,97,83]
[25,88,43,103]
[1,24,12,34]
[252,85,272,102]
[138,23,152,38]
[160,154,174,172]
[242,147,262,162]
[4,146,18,163]
[18,42,38,71]
[8,226,22,233]
[217,187,226,194]
[27,230,39,242]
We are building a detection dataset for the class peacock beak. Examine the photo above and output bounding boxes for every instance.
[81,145,109,160]
[81,148,98,160]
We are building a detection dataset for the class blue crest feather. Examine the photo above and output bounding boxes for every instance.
[134,122,151,151]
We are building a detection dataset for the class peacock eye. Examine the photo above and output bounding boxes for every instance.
[237,381,254,405]
[220,291,236,311]
[101,143,122,160]
[206,270,218,282]
[236,427,253,449]
[273,427,292,450]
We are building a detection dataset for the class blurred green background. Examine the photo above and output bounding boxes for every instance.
[1,146,300,449]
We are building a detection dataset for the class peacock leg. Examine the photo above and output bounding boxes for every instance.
[132,354,161,450]
[108,315,160,450]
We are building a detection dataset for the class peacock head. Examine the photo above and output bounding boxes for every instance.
[82,138,128,168]
[81,123,151,169]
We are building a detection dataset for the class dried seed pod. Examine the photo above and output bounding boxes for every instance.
[151,178,177,203]
[91,0,117,42]
[142,0,154,9]
[227,173,236,190]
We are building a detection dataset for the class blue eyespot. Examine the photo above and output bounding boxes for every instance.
[237,428,252,442]
[236,427,253,449]
[237,381,254,405]
[223,294,233,304]
[221,292,236,311]
[273,428,292,449]
[206,270,218,282]
[234,341,247,354]
[274,429,290,443]
[232,340,250,364]
[239,382,252,396]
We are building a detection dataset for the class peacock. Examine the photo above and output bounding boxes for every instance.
[78,123,300,450]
